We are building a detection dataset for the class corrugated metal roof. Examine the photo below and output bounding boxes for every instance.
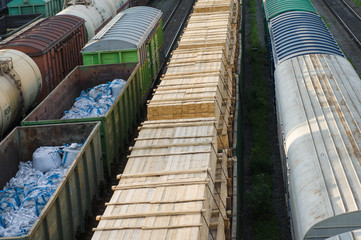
[263,0,317,21]
[1,15,84,55]
[326,230,361,240]
[269,11,344,65]
[82,6,162,52]
[275,54,361,240]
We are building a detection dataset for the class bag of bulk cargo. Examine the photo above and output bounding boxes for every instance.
[33,147,62,173]
[73,94,94,109]
[110,79,126,98]
[88,84,111,101]
[62,143,83,168]
[90,103,110,117]
[98,97,114,108]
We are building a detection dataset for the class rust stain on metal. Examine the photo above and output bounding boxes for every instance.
[312,55,361,160]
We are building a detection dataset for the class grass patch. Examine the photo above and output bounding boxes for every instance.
[243,0,280,238]
[321,16,330,29]
[353,0,361,8]
[254,218,280,240]
[348,57,356,69]
[246,173,274,217]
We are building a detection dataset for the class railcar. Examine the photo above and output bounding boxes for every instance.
[0,122,103,239]
[0,49,42,138]
[262,0,316,21]
[0,15,87,101]
[0,13,43,40]
[263,0,361,239]
[0,1,151,137]
[21,62,143,176]
[7,0,63,17]
[275,53,361,240]
[92,0,239,239]
[7,0,128,17]
[56,0,113,41]
[0,4,164,238]
[268,11,344,65]
[81,6,164,97]
[0,0,240,238]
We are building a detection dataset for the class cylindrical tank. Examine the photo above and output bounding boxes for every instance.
[113,0,124,11]
[57,0,112,41]
[102,0,117,16]
[0,49,42,136]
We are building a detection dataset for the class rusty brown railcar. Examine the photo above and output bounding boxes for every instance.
[1,15,86,101]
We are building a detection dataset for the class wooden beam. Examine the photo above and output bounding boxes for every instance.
[117,168,210,179]
[112,179,210,190]
[96,209,206,220]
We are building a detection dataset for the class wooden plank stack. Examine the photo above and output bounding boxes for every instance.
[92,118,231,239]
[147,0,240,149]
[92,0,240,239]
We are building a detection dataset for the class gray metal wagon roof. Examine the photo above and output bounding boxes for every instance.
[275,53,361,240]
[269,11,344,65]
[82,6,162,52]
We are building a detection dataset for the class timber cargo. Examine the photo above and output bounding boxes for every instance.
[22,63,142,176]
[0,122,103,239]
[92,118,232,240]
[147,2,239,149]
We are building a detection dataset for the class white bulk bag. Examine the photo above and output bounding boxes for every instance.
[62,143,82,168]
[32,147,61,173]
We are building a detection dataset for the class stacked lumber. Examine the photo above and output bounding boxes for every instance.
[193,0,240,23]
[147,0,240,149]
[92,0,240,239]
[92,118,231,240]
[180,12,237,65]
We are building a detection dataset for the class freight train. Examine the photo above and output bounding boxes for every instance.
[92,0,240,239]
[22,6,164,175]
[263,0,361,239]
[0,0,152,138]
[5,0,149,17]
[0,5,164,239]
[0,0,240,238]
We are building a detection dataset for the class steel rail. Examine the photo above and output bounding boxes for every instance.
[323,0,361,48]
[164,0,193,58]
[162,0,182,30]
[341,0,361,21]
[151,0,195,91]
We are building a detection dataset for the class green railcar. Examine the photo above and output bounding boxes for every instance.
[0,122,103,239]
[262,0,317,21]
[7,0,63,17]
[21,63,142,176]
[81,6,164,98]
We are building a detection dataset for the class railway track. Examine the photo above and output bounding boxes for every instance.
[149,0,195,88]
[323,0,361,48]
[162,0,182,30]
